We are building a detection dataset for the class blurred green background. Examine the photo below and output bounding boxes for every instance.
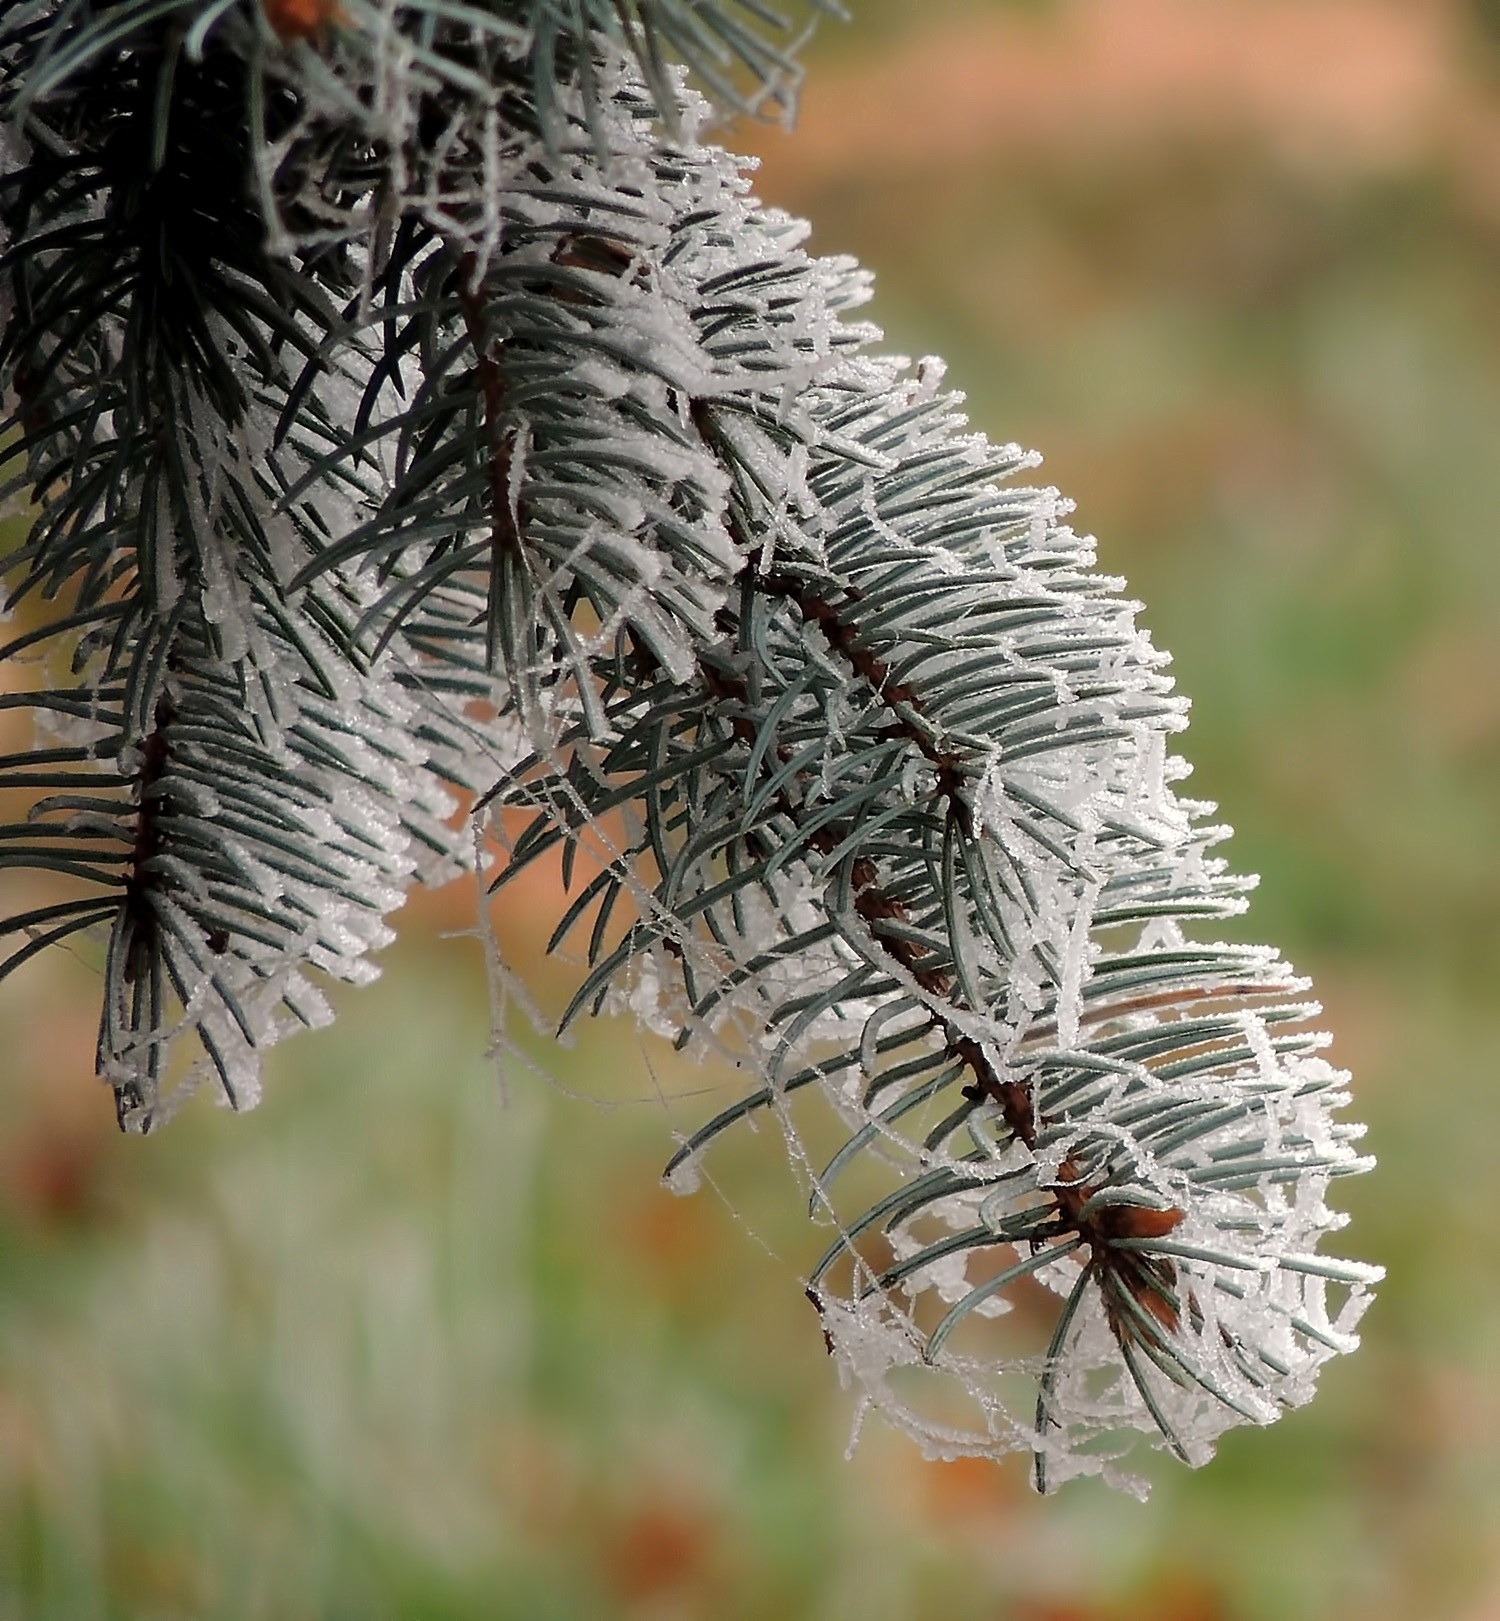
[5,1,1500,1615]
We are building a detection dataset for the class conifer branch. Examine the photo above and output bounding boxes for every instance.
[0,0,1379,1493]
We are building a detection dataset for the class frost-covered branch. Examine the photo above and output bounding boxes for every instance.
[0,0,1378,1492]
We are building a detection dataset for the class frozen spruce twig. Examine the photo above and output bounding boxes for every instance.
[0,0,1378,1490]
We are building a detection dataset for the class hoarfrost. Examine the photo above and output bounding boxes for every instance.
[466,56,1381,1492]
[0,7,1379,1495]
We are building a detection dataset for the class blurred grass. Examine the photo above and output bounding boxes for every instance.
[6,1,1500,1616]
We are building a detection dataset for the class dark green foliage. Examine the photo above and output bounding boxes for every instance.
[0,0,1377,1488]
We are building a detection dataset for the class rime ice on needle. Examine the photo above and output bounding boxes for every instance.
[0,1,1377,1489]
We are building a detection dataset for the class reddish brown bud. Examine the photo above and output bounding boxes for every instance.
[263,0,344,43]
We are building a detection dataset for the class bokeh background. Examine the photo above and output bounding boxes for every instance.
[4,0,1500,1615]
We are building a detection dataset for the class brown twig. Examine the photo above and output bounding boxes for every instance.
[121,694,174,984]
[454,253,522,568]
